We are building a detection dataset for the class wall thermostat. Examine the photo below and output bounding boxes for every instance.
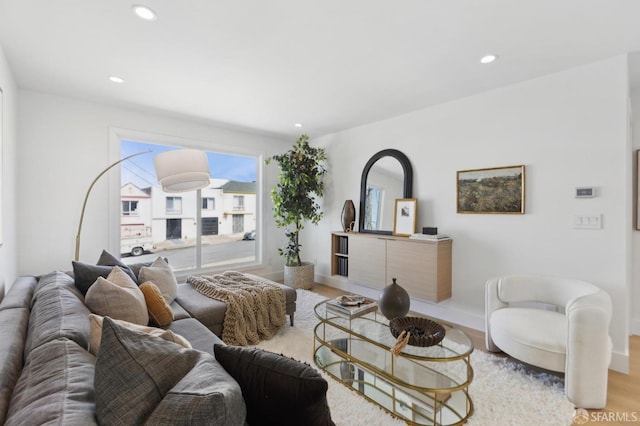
[575,187,595,198]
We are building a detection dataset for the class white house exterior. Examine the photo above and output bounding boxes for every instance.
[122,179,255,248]
[220,181,257,235]
[120,183,153,255]
[120,183,152,238]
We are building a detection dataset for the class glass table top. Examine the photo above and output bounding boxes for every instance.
[314,299,473,361]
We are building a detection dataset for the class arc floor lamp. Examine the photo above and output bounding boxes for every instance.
[74,149,210,261]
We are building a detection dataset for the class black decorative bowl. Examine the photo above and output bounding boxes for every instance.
[389,317,446,347]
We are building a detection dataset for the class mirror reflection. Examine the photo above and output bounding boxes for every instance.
[359,149,413,235]
[364,157,404,231]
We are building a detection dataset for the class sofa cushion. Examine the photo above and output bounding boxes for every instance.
[88,314,190,356]
[489,307,567,372]
[139,257,178,304]
[167,318,224,354]
[170,299,192,320]
[25,283,91,357]
[94,317,245,425]
[33,270,84,301]
[0,276,36,311]
[213,344,334,426]
[85,266,148,325]
[175,283,226,335]
[6,339,97,426]
[140,281,174,326]
[0,308,29,425]
[72,261,137,295]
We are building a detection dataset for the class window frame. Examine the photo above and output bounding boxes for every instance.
[108,127,264,279]
[166,196,183,215]
[122,200,139,216]
[202,197,215,210]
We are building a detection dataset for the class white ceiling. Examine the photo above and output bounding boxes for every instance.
[1,0,640,138]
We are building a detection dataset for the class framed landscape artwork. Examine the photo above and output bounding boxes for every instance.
[393,198,417,236]
[457,165,525,214]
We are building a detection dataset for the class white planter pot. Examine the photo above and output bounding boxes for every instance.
[284,262,315,289]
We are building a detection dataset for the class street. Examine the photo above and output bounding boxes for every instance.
[123,239,256,271]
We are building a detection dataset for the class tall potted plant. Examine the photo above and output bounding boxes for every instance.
[267,134,327,289]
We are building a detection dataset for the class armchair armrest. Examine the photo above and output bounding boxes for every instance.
[485,277,508,352]
[565,289,612,408]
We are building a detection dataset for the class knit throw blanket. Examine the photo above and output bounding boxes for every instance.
[186,271,286,346]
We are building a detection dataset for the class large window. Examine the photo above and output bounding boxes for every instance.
[119,140,258,272]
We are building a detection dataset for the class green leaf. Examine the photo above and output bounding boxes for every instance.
[265,134,327,264]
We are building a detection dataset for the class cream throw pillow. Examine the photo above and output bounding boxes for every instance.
[88,314,191,356]
[85,266,149,325]
[139,257,178,304]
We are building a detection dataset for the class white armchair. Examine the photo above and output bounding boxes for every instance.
[485,275,612,409]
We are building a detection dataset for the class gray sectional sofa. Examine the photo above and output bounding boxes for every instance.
[0,269,334,425]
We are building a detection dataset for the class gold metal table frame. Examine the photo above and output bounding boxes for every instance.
[313,300,474,426]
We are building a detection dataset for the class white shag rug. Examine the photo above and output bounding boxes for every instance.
[254,289,576,426]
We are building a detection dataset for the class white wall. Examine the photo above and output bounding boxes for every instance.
[631,81,640,336]
[308,56,632,372]
[0,45,19,291]
[17,90,290,279]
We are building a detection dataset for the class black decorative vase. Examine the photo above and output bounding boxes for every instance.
[378,278,410,320]
[341,200,356,232]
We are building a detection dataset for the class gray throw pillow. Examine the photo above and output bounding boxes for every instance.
[213,344,335,426]
[138,257,178,303]
[94,318,245,425]
[96,249,129,270]
[84,267,148,325]
[72,261,137,295]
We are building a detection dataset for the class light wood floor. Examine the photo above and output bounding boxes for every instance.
[311,284,640,421]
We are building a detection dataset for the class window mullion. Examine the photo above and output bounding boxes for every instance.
[196,189,202,268]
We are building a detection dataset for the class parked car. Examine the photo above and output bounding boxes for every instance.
[121,237,153,256]
[242,230,256,240]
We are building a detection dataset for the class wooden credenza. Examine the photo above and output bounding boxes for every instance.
[331,232,452,303]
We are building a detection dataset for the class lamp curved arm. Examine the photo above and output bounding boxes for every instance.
[75,150,152,261]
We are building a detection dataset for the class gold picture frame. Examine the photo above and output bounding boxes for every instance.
[393,198,417,236]
[457,165,525,214]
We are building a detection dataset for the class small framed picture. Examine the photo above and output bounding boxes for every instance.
[393,198,417,236]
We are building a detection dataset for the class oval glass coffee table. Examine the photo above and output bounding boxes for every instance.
[314,299,474,426]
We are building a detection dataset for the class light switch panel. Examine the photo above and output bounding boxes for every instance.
[573,213,602,229]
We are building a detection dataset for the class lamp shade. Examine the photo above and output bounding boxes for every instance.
[153,149,210,192]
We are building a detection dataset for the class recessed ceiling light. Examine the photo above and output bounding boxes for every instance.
[480,54,498,64]
[294,123,303,128]
[109,76,125,83]
[132,5,157,21]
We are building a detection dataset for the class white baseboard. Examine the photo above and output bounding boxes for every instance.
[610,351,630,374]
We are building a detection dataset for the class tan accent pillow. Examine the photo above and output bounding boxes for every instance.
[140,281,174,326]
[85,266,149,325]
[88,314,191,356]
[139,257,178,304]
